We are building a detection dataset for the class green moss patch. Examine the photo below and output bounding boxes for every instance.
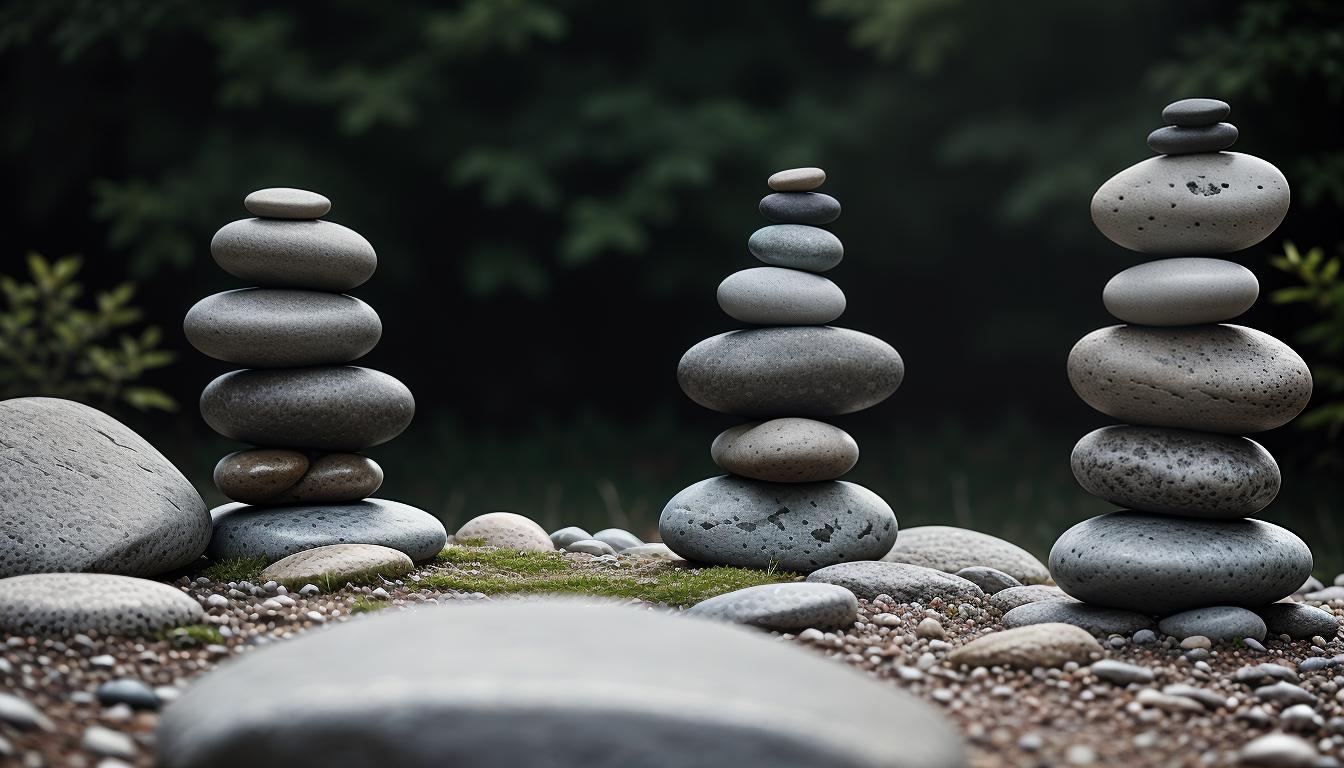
[199,556,268,584]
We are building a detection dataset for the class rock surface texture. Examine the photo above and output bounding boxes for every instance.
[0,573,203,636]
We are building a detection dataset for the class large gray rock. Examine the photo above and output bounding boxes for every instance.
[1071,426,1280,518]
[678,327,903,418]
[1068,324,1312,434]
[208,499,447,563]
[659,476,897,572]
[243,188,331,219]
[716,267,846,326]
[1002,601,1155,636]
[1049,511,1311,614]
[687,582,858,631]
[200,366,414,451]
[881,526,1049,585]
[184,289,381,367]
[806,561,983,603]
[711,418,859,483]
[1258,603,1340,641]
[0,573,203,636]
[0,397,210,578]
[1103,257,1258,326]
[1158,606,1267,642]
[759,192,841,226]
[748,225,844,273]
[156,600,967,768]
[211,218,376,291]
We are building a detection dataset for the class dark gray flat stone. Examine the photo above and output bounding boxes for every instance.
[1147,123,1238,155]
[759,192,841,225]
[1162,98,1230,127]
[807,561,983,603]
[208,498,447,563]
[748,224,843,273]
[687,582,858,631]
[1259,603,1340,641]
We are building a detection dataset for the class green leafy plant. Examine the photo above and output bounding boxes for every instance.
[1271,242,1344,441]
[0,252,176,411]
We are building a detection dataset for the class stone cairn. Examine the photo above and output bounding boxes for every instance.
[1049,99,1318,624]
[659,168,904,572]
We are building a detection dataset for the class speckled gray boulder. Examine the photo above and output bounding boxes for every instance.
[1147,123,1238,155]
[1258,603,1340,641]
[711,418,859,483]
[243,188,331,219]
[1162,98,1230,126]
[767,167,826,192]
[807,561,983,603]
[259,543,414,589]
[955,567,1022,595]
[592,528,643,552]
[549,527,592,549]
[0,574,202,636]
[156,600,967,768]
[759,192,841,225]
[201,366,414,451]
[1091,152,1289,254]
[678,327,903,418]
[1003,601,1155,636]
[1071,426,1280,518]
[881,526,1049,585]
[184,289,381,367]
[565,539,616,556]
[1103,257,1258,326]
[1158,606,1267,642]
[208,499,447,563]
[748,225,844,273]
[717,267,846,325]
[688,582,857,631]
[659,476,897,572]
[0,397,210,578]
[211,218,377,291]
[989,585,1075,612]
[1049,511,1311,614]
[1068,324,1312,434]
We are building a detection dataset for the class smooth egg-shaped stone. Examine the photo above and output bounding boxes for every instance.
[759,193,841,225]
[712,418,858,483]
[1071,426,1280,518]
[767,167,825,192]
[211,218,377,291]
[213,449,309,504]
[200,367,414,451]
[1103,257,1258,325]
[679,327,903,418]
[1067,324,1312,433]
[184,289,382,367]
[1162,98,1230,127]
[208,498,447,563]
[716,267,846,325]
[1091,152,1289,253]
[748,225,843,273]
[1147,123,1238,155]
[1049,510,1311,614]
[243,188,331,219]
[278,454,384,504]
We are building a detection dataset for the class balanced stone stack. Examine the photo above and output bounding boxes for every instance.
[1049,100,1317,623]
[185,188,446,564]
[660,168,904,572]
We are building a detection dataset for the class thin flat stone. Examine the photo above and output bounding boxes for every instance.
[1002,601,1155,636]
[711,418,859,483]
[881,526,1049,585]
[1147,123,1238,155]
[456,512,553,552]
[592,528,643,552]
[759,192,841,225]
[948,623,1101,668]
[1090,659,1155,685]
[767,167,826,192]
[208,499,447,563]
[807,562,983,603]
[184,289,382,368]
[1162,98,1231,127]
[954,567,1022,595]
[687,583,857,631]
[1103,257,1259,326]
[717,267,846,326]
[0,574,203,637]
[243,188,331,219]
[259,544,414,589]
[1159,606,1267,642]
[748,225,843,273]
[211,218,376,291]
[565,539,616,556]
[989,585,1074,612]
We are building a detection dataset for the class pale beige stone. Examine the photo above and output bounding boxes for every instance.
[456,512,553,552]
[948,623,1101,668]
[260,543,413,589]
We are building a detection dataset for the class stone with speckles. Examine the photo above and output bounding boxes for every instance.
[806,561,983,603]
[1257,603,1340,641]
[759,192,841,225]
[211,218,376,291]
[1147,123,1238,155]
[456,512,553,553]
[0,573,203,636]
[184,288,382,368]
[948,623,1102,668]
[1003,600,1155,637]
[711,418,859,483]
[748,225,844,273]
[1159,606,1267,642]
[989,585,1075,612]
[688,582,858,631]
[954,566,1021,595]
[881,526,1050,585]
[208,498,447,563]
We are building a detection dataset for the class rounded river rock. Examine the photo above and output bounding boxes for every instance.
[211,218,376,291]
[1162,98,1230,126]
[208,498,447,563]
[456,512,554,553]
[184,289,382,367]
[759,192,841,225]
[258,543,414,589]
[717,267,846,326]
[243,188,331,220]
[1002,601,1155,636]
[881,526,1050,585]
[214,449,383,505]
[1103,257,1258,326]
[1157,606,1267,642]
[806,561,983,603]
[767,167,826,192]
[0,573,203,637]
[711,418,859,483]
[687,582,858,631]
[748,225,843,273]
[1147,123,1238,155]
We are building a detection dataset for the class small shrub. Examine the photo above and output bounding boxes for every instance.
[1271,242,1344,453]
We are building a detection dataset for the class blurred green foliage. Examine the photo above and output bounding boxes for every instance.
[1272,242,1344,456]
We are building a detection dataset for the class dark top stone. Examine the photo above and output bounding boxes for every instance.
[1161,98,1231,127]
[1147,123,1238,155]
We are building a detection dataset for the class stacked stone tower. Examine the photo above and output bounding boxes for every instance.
[660,168,904,572]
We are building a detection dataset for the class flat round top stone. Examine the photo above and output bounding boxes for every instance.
[768,167,826,192]
[243,188,331,219]
[1162,98,1230,127]
[1103,257,1258,326]
[211,218,376,291]
[0,573,203,637]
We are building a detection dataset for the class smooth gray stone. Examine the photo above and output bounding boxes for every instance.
[881,526,1050,585]
[678,327,903,418]
[200,366,414,451]
[1147,123,1238,155]
[807,561,983,603]
[1162,98,1230,127]
[954,567,1022,595]
[564,539,616,556]
[1307,587,1344,602]
[659,476,897,573]
[0,692,53,730]
[1090,659,1155,685]
[1071,425,1281,518]
[592,528,643,552]
[208,499,447,563]
[1259,604,1340,641]
[0,397,209,578]
[717,267,846,326]
[243,188,331,219]
[688,583,857,631]
[1049,511,1312,614]
[0,574,203,637]
[156,600,967,768]
[1299,576,1326,594]
[759,192,841,225]
[259,544,414,589]
[1068,324,1312,434]
[549,527,592,549]
[1003,601,1154,636]
[211,218,376,291]
[97,679,160,710]
[767,167,826,192]
[748,225,843,273]
[989,585,1073,612]
[1159,606,1267,642]
[184,289,381,368]
[1103,257,1258,326]
[1091,152,1289,254]
[711,418,859,483]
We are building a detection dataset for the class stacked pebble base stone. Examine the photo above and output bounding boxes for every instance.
[660,168,904,572]
[185,188,446,564]
[1050,100,1321,629]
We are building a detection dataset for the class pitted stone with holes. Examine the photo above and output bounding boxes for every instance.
[0,574,202,636]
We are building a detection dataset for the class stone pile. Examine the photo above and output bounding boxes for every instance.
[660,167,904,572]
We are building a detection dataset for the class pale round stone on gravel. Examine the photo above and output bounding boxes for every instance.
[1067,324,1312,434]
[0,397,210,578]
[954,567,1021,594]
[807,562,983,603]
[748,225,844,273]
[1003,601,1155,636]
[259,544,413,589]
[881,526,1049,584]
[1071,425,1280,518]
[1049,511,1311,614]
[1238,733,1319,767]
[1147,123,1238,155]
[209,499,447,563]
[989,585,1073,612]
[759,192,841,225]
[711,418,859,482]
[1159,606,1267,642]
[1257,603,1339,641]
[1103,257,1258,326]
[678,327,903,418]
[688,583,857,631]
[564,539,616,556]
[201,366,414,451]
[0,574,202,636]
[948,623,1101,668]
[1162,98,1230,126]
[767,167,826,192]
[156,599,967,768]
[592,528,643,552]
[211,218,377,291]
[456,512,553,552]
[243,188,331,219]
[621,543,684,561]
[660,476,897,572]
[549,527,592,549]
[184,289,381,367]
[717,267,846,325]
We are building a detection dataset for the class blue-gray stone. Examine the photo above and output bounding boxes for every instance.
[687,583,858,631]
[184,289,381,368]
[208,499,447,563]
[1259,603,1340,641]
[592,528,643,552]
[1103,257,1259,326]
[1147,123,1238,155]
[1003,601,1155,637]
[748,225,843,273]
[0,574,203,637]
[549,527,592,549]
[1162,98,1231,127]
[97,679,160,710]
[211,218,376,291]
[759,193,841,225]
[1158,606,1268,642]
[806,561,983,603]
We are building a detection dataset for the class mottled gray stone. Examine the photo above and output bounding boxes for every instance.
[1067,324,1312,434]
[214,450,383,506]
[759,192,841,225]
[768,167,826,192]
[807,561,983,603]
[211,218,377,291]
[1049,511,1311,614]
[549,527,592,549]
[954,567,1022,594]
[156,600,966,768]
[748,225,844,273]
[208,499,447,563]
[184,289,381,367]
[0,397,210,578]
[243,188,331,219]
[659,476,897,572]
[1003,601,1155,636]
[717,267,846,326]
[259,544,414,589]
[1159,606,1267,642]
[200,366,414,451]
[1091,152,1289,254]
[0,574,202,636]
[1162,98,1230,127]
[989,585,1075,612]
[881,526,1049,585]
[565,539,616,556]
[592,528,643,552]
[678,327,903,418]
[711,418,859,483]
[1259,603,1340,641]
[688,583,857,631]
[1071,425,1280,517]
[1103,257,1258,326]
[1147,123,1238,155]
[456,512,553,552]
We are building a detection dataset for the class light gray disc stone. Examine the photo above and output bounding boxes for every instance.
[243,188,331,219]
[1002,601,1155,636]
[0,573,203,637]
[1158,606,1268,642]
[881,526,1050,584]
[211,218,376,291]
[564,539,616,556]
[954,566,1022,595]
[592,528,643,552]
[759,192,841,225]
[1258,603,1340,641]
[184,288,382,368]
[1147,123,1238,155]
[716,267,846,325]
[748,224,844,273]
[711,418,859,483]
[806,561,983,603]
[549,527,592,549]
[208,498,448,563]
[687,582,858,631]
[1103,257,1258,326]
[989,585,1076,612]
[1162,98,1231,126]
